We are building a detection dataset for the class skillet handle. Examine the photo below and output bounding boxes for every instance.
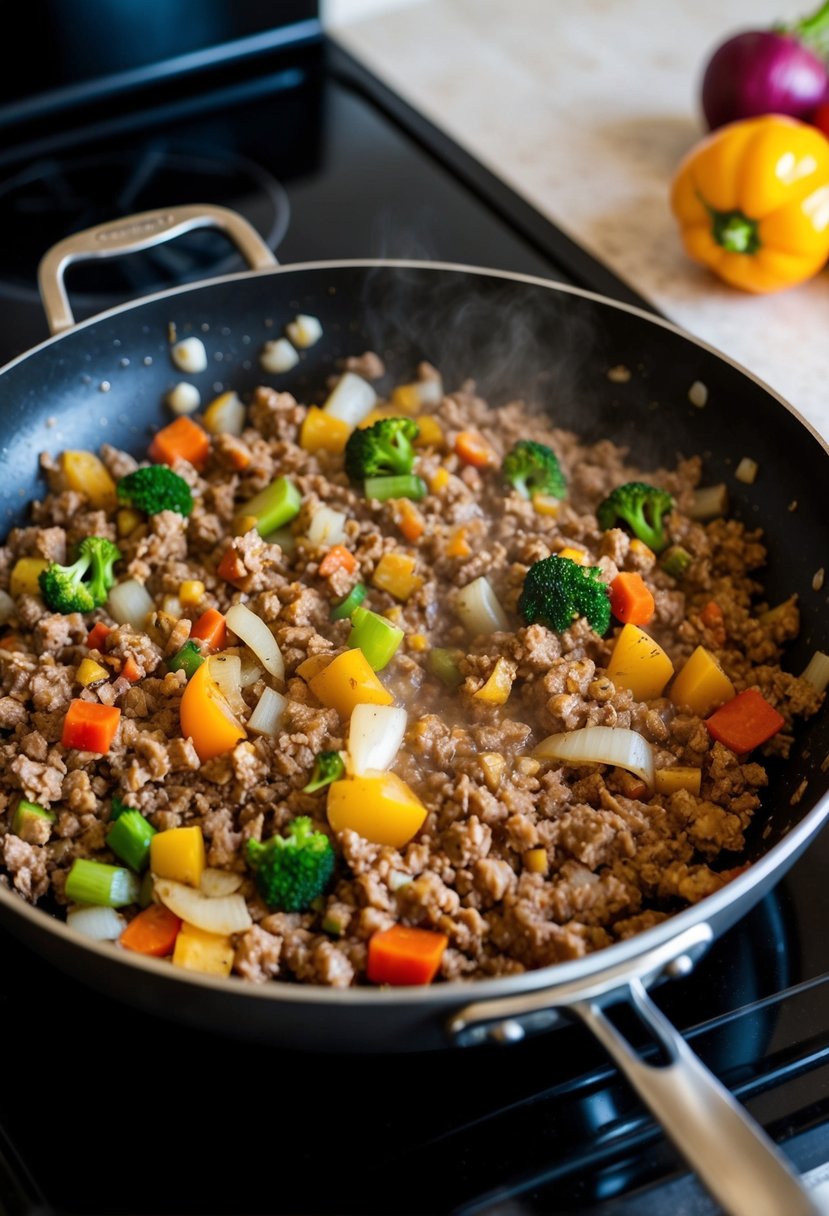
[572,978,820,1216]
[37,203,278,335]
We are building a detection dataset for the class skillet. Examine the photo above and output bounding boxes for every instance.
[0,204,827,1215]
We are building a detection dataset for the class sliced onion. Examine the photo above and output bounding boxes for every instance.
[454,576,510,636]
[203,391,245,437]
[200,868,243,897]
[154,878,252,935]
[533,726,655,790]
[801,650,829,693]
[225,602,284,681]
[323,372,377,426]
[347,704,407,776]
[108,579,155,631]
[207,654,246,716]
[237,650,264,688]
[67,904,127,942]
[306,504,348,548]
[0,589,14,626]
[247,686,287,738]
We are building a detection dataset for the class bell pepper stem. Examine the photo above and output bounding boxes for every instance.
[701,197,761,255]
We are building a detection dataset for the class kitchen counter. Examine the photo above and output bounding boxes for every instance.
[325,0,829,438]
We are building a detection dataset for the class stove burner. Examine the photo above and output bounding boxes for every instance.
[0,145,289,314]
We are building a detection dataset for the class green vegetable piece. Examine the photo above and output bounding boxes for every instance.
[240,476,302,537]
[245,816,335,912]
[363,474,427,503]
[117,466,193,516]
[596,481,674,553]
[660,544,694,579]
[347,605,404,671]
[110,795,134,822]
[344,417,419,483]
[11,799,56,841]
[138,869,155,910]
[167,639,205,678]
[106,809,156,873]
[38,536,122,614]
[302,750,346,793]
[65,858,140,908]
[518,554,611,637]
[426,647,464,689]
[502,440,566,500]
[330,581,367,621]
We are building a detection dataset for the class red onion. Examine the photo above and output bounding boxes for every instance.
[701,2,829,130]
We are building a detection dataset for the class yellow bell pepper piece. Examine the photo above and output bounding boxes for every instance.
[524,847,549,875]
[669,645,735,716]
[297,652,334,682]
[150,826,206,888]
[473,657,514,706]
[372,552,423,601]
[179,579,205,607]
[116,507,143,538]
[58,450,117,509]
[606,624,674,701]
[299,406,351,455]
[429,467,450,493]
[654,766,702,796]
[557,545,586,563]
[670,114,829,294]
[308,648,393,718]
[532,494,561,518]
[172,922,234,976]
[327,771,427,847]
[10,557,49,599]
[76,657,109,687]
[446,527,472,558]
[179,660,246,762]
[407,633,428,652]
[389,384,422,414]
[413,415,444,447]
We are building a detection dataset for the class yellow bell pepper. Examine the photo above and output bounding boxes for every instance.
[372,552,423,601]
[606,623,674,700]
[473,657,514,705]
[654,766,702,796]
[327,771,427,847]
[10,557,49,599]
[669,645,735,716]
[58,450,118,509]
[76,657,109,687]
[670,114,829,294]
[524,847,549,875]
[172,922,234,976]
[150,826,206,888]
[308,648,393,718]
[116,508,143,538]
[299,406,351,455]
[179,660,246,762]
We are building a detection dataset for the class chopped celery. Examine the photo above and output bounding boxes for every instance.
[138,869,155,909]
[65,858,140,907]
[239,475,301,536]
[11,799,56,838]
[347,606,404,671]
[106,809,157,873]
[427,647,464,689]
[110,795,133,822]
[302,750,346,793]
[660,544,693,579]
[364,474,427,502]
[167,639,204,678]
[330,582,367,621]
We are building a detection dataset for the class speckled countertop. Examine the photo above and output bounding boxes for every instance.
[326,0,829,438]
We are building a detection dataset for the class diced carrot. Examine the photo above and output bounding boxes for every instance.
[120,655,141,683]
[318,545,357,578]
[705,688,785,755]
[86,622,112,651]
[454,431,495,469]
[120,904,182,958]
[148,416,210,471]
[190,607,227,652]
[446,527,472,558]
[609,572,655,626]
[217,546,248,587]
[367,924,449,986]
[61,700,121,754]
[700,600,726,646]
[395,500,425,543]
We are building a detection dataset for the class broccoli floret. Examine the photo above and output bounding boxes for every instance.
[518,554,611,636]
[245,816,335,912]
[596,481,674,553]
[117,465,193,516]
[302,751,346,794]
[38,536,121,614]
[502,440,566,500]
[344,417,419,482]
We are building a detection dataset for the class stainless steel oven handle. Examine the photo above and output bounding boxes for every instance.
[37,204,278,335]
[448,923,820,1216]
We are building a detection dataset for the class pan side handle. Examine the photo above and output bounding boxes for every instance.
[37,204,278,335]
[573,978,819,1216]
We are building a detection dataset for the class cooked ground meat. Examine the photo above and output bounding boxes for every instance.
[0,350,823,990]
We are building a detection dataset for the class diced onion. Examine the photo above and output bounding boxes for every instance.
[735,457,758,485]
[171,337,207,374]
[207,654,246,716]
[801,650,829,693]
[415,376,443,406]
[260,338,299,374]
[533,725,655,790]
[247,686,287,737]
[225,602,284,680]
[688,380,708,408]
[108,579,155,631]
[154,878,252,935]
[166,382,201,415]
[689,484,729,521]
[286,314,323,348]
[199,868,243,897]
[323,372,377,426]
[0,589,14,625]
[203,391,245,437]
[454,576,510,636]
[67,905,127,942]
[347,704,407,776]
[306,504,348,548]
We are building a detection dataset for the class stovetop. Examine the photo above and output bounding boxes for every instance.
[1,9,828,1216]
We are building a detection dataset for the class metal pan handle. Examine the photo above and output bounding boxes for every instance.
[37,203,278,335]
[448,925,820,1216]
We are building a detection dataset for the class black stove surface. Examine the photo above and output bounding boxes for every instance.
[1,17,828,1216]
